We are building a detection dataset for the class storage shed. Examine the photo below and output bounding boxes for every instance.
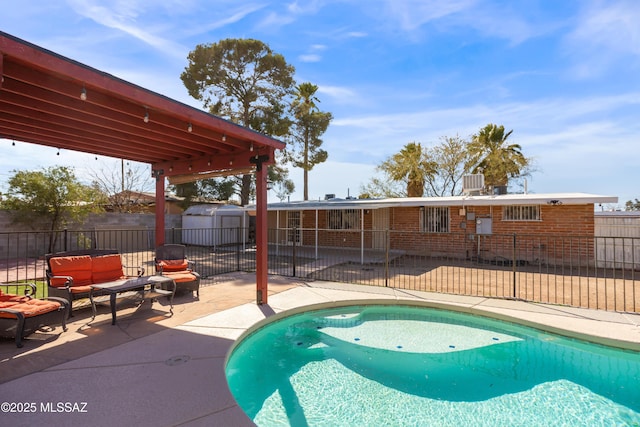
[181,204,247,247]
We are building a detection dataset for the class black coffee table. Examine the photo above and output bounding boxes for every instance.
[90,275,176,325]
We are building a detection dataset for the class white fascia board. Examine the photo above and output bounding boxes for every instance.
[248,193,618,212]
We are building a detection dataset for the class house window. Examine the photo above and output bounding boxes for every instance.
[422,207,449,233]
[503,205,541,221]
[327,209,360,230]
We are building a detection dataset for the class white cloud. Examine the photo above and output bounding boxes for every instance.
[564,0,640,78]
[67,0,188,58]
[382,0,476,31]
[255,11,296,30]
[287,0,325,15]
[325,91,640,174]
[377,0,549,45]
[299,54,322,62]
[298,43,326,62]
[317,85,361,104]
[183,4,268,37]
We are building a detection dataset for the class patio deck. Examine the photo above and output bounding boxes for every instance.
[1,274,639,426]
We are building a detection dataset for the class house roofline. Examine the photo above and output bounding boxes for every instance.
[246,193,618,211]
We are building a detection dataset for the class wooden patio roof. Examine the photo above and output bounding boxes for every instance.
[0,31,279,304]
[0,31,284,179]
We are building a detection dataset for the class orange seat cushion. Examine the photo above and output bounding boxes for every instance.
[69,285,93,294]
[157,259,189,272]
[49,255,93,287]
[92,254,126,284]
[162,271,197,283]
[0,297,62,319]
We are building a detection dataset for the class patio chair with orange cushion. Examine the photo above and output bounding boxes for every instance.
[155,244,200,298]
[0,283,69,348]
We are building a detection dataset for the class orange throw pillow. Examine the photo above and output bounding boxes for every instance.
[92,254,125,283]
[49,255,92,287]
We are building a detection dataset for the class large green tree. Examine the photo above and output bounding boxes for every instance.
[288,82,332,200]
[1,166,104,251]
[181,38,295,205]
[466,124,530,189]
[378,142,437,197]
[172,178,237,209]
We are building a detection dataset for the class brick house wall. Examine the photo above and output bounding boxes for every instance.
[386,204,595,263]
[266,203,597,265]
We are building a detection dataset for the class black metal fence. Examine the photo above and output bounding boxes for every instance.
[1,227,638,313]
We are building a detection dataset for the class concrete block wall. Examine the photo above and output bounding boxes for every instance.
[0,211,182,259]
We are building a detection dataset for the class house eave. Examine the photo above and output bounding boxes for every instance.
[246,193,618,212]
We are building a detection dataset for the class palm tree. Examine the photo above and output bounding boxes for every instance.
[380,142,437,197]
[292,82,320,118]
[289,82,331,200]
[466,124,528,188]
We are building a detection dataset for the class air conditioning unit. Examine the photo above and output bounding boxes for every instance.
[462,174,485,194]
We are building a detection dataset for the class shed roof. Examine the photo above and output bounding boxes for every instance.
[183,204,244,216]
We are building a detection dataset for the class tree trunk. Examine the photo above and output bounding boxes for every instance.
[240,174,252,206]
[303,133,309,200]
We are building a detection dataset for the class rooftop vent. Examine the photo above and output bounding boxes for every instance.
[462,174,485,195]
[324,193,336,200]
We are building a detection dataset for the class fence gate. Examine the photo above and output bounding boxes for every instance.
[287,211,301,245]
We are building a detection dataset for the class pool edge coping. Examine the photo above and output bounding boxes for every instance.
[226,298,640,364]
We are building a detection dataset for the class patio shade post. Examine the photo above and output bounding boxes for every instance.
[155,171,166,247]
[253,155,270,305]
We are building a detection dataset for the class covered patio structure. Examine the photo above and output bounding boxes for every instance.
[0,31,283,304]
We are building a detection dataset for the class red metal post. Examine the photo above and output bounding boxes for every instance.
[155,171,166,248]
[255,161,268,304]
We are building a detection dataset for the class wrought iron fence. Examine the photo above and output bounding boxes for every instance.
[0,227,638,313]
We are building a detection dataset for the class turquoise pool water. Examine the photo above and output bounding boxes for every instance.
[225,305,640,426]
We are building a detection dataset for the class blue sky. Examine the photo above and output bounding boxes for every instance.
[1,0,639,207]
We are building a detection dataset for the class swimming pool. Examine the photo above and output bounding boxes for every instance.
[225,303,640,426]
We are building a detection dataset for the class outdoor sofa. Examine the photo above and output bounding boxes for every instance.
[46,249,145,314]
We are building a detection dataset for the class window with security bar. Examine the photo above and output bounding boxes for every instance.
[422,207,449,233]
[327,209,360,230]
[503,205,541,221]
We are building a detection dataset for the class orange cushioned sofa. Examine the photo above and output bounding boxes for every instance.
[46,249,145,314]
[0,283,69,347]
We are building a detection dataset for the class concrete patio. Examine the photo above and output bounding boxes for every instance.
[1,273,639,426]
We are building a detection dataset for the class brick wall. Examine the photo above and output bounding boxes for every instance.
[266,203,597,264]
